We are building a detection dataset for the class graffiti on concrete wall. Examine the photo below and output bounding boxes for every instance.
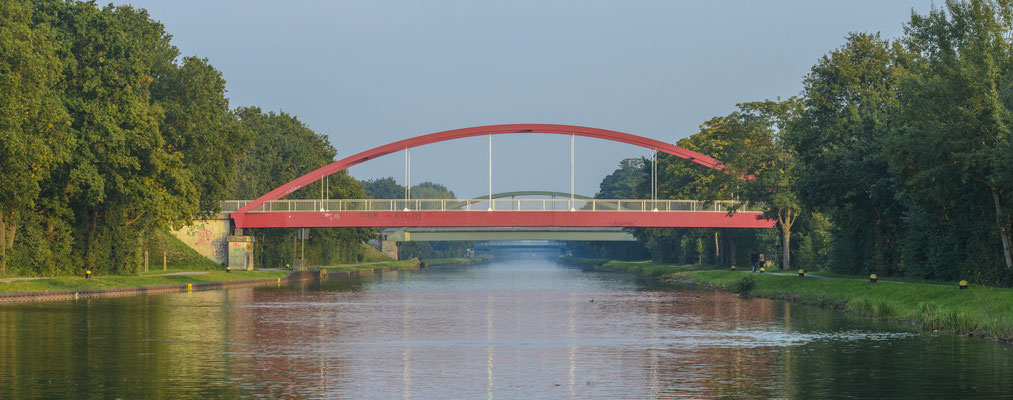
[229,241,252,270]
[212,239,228,263]
[185,223,215,246]
[173,219,230,265]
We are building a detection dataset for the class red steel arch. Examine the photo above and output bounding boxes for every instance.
[232,124,726,227]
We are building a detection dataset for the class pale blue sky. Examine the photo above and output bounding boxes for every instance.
[115,0,933,199]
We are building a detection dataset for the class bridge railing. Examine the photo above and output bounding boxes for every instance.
[223,199,764,213]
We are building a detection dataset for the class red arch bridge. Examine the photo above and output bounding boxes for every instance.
[230,124,774,230]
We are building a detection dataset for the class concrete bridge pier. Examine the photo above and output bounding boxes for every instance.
[381,240,399,261]
[227,228,255,271]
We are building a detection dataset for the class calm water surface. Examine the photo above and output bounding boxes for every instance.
[1,257,1012,399]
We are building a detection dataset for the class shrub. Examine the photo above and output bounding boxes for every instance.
[731,276,756,295]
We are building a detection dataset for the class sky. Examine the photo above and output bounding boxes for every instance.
[114,0,934,199]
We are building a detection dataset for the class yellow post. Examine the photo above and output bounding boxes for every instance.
[144,250,149,272]
[163,250,167,271]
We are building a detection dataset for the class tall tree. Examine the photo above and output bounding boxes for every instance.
[595,158,647,199]
[683,100,804,270]
[891,0,1013,273]
[360,177,405,199]
[786,33,908,275]
[153,56,246,218]
[34,1,197,273]
[229,107,337,199]
[229,107,372,267]
[411,181,455,199]
[0,0,71,270]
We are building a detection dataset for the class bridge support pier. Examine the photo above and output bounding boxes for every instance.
[227,235,255,271]
[381,240,399,261]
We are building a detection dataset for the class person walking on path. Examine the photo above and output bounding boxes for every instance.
[758,252,766,270]
[750,251,759,272]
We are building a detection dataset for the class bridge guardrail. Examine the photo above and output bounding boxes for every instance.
[222,199,764,213]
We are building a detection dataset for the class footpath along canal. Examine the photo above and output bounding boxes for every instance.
[1,256,1011,398]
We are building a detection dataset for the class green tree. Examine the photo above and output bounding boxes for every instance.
[360,178,455,199]
[33,1,198,274]
[229,107,372,267]
[733,100,804,271]
[229,107,337,199]
[595,158,646,199]
[890,0,1013,277]
[411,181,455,199]
[786,33,909,275]
[360,177,405,199]
[153,56,246,217]
[0,0,71,271]
[666,100,804,270]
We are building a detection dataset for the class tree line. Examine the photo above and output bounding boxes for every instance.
[598,0,1013,286]
[0,0,371,275]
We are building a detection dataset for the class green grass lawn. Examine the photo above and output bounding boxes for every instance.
[0,270,291,294]
[320,260,420,273]
[566,257,1013,341]
[0,231,422,295]
[359,243,394,262]
[420,257,486,267]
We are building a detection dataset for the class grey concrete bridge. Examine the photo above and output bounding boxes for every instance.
[381,227,636,242]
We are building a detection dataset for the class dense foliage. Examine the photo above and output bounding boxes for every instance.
[791,0,1013,285]
[231,107,373,268]
[0,1,369,275]
[600,0,1013,286]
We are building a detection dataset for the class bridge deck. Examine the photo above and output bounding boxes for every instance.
[384,227,637,241]
[235,210,771,228]
[225,198,763,213]
[226,199,773,229]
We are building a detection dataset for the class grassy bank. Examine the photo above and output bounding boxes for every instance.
[319,260,420,273]
[421,257,486,267]
[1,260,423,295]
[566,257,1013,341]
[0,235,418,295]
[0,270,291,294]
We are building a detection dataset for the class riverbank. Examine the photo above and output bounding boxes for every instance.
[564,257,1013,341]
[419,257,487,267]
[0,260,421,303]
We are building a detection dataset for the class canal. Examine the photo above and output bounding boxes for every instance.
[1,256,1011,399]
